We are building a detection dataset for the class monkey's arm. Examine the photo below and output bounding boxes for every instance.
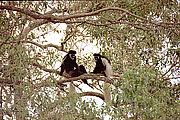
[59,64,65,76]
[92,67,98,73]
[74,62,79,70]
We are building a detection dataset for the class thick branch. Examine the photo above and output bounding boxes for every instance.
[0,5,145,21]
[0,73,113,87]
[31,63,112,84]
[0,5,52,20]
[19,8,57,40]
[31,62,114,85]
[21,19,50,40]
[57,74,113,85]
[1,5,179,29]
[31,62,113,85]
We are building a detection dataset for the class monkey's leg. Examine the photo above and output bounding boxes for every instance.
[74,65,88,84]
[104,82,111,103]
[79,65,88,84]
[69,70,80,77]
[79,65,87,73]
[70,69,94,89]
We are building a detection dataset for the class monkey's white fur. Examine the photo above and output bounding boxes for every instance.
[102,58,113,77]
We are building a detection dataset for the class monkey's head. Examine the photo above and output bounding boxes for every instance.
[68,50,76,60]
[93,53,101,62]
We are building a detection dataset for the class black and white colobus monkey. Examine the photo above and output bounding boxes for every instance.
[59,50,92,90]
[93,53,113,102]
[93,53,113,77]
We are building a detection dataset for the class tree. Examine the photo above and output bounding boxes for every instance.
[0,1,179,119]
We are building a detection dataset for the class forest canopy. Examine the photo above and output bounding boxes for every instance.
[0,1,179,120]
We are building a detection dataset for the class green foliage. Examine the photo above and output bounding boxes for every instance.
[113,67,180,119]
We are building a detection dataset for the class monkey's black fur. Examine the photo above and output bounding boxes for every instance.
[60,50,93,88]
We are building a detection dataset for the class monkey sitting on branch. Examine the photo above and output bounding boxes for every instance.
[92,53,113,102]
[59,50,93,94]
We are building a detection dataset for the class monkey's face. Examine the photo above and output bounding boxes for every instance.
[94,56,100,62]
[69,53,76,60]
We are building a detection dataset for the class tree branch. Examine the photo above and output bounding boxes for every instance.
[79,91,104,100]
[31,62,113,85]
[32,62,60,74]
[31,61,113,85]
[0,5,145,21]
[57,74,113,85]
[21,19,50,40]
[0,40,65,52]
[0,77,21,85]
[0,5,52,20]
[1,5,179,28]
[27,41,64,51]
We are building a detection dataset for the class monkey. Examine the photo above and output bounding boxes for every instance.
[60,50,78,77]
[93,53,113,77]
[92,53,113,102]
[59,50,93,93]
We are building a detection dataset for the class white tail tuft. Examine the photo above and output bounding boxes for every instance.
[102,58,112,102]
